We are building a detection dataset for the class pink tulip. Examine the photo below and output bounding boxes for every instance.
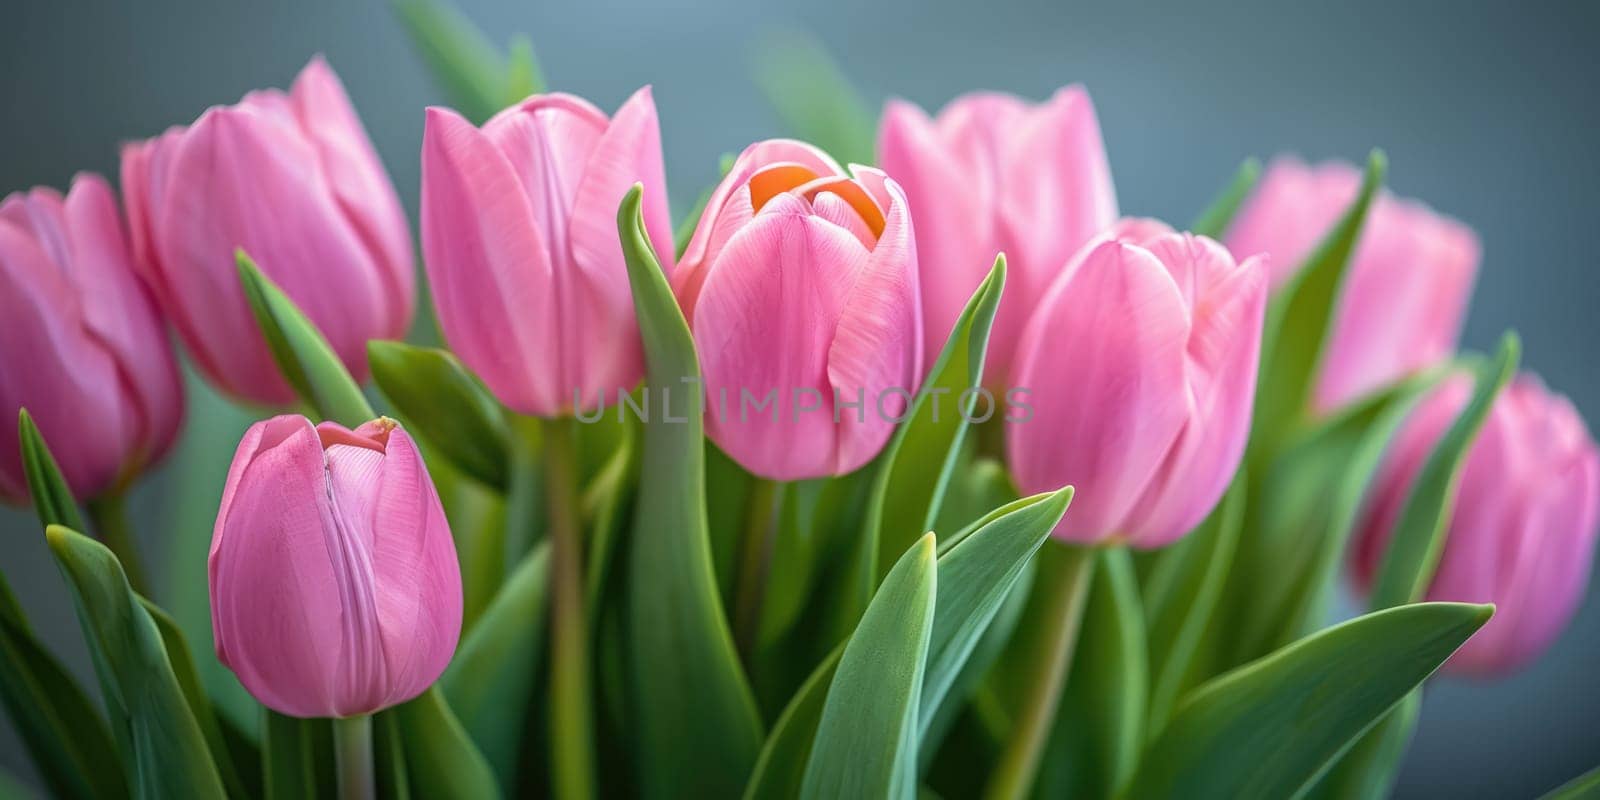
[421,88,674,416]
[1225,157,1479,412]
[0,174,184,504]
[121,56,414,405]
[877,87,1117,381]
[675,139,922,480]
[1008,219,1267,547]
[209,415,461,717]
[1350,372,1600,676]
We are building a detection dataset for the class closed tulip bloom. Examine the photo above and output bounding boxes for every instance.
[209,415,461,717]
[0,174,184,504]
[1225,157,1478,412]
[1350,373,1600,676]
[1008,220,1267,547]
[421,88,674,416]
[877,87,1117,380]
[675,139,922,480]
[121,56,414,405]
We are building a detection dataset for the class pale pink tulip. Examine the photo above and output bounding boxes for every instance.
[1008,220,1267,547]
[1225,157,1478,412]
[0,174,184,504]
[209,415,461,717]
[877,87,1116,381]
[1351,372,1600,676]
[675,139,922,480]
[121,56,414,405]
[421,88,673,416]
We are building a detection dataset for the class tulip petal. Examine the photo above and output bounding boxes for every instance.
[208,416,346,717]
[694,198,869,479]
[289,56,415,339]
[421,106,560,414]
[1007,241,1190,542]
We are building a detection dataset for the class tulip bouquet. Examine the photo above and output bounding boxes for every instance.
[2,4,1598,799]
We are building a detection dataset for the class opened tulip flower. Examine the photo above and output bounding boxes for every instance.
[1008,220,1267,546]
[421,88,674,417]
[1226,157,1479,412]
[1351,372,1600,675]
[674,139,922,481]
[877,87,1117,380]
[121,56,414,405]
[0,174,183,504]
[209,415,461,718]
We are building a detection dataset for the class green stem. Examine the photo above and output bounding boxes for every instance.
[984,542,1095,800]
[732,478,781,665]
[544,418,595,800]
[333,714,374,800]
[86,492,150,596]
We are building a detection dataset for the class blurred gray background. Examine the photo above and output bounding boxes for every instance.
[2,0,1596,796]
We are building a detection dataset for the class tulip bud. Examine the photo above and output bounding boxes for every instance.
[1225,157,1479,412]
[209,415,462,717]
[421,88,674,417]
[1350,373,1600,676]
[121,56,414,405]
[877,87,1117,380]
[675,139,922,480]
[1008,220,1267,547]
[0,174,184,504]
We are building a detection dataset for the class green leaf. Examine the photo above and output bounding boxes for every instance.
[752,31,876,166]
[374,711,412,800]
[0,603,126,800]
[1038,548,1147,800]
[1540,763,1600,800]
[1127,601,1493,800]
[368,340,511,489]
[236,251,374,426]
[440,541,550,789]
[392,687,500,799]
[1189,158,1262,239]
[392,0,542,123]
[1249,150,1385,462]
[1370,333,1519,609]
[142,599,258,799]
[742,488,1071,800]
[617,184,764,796]
[1303,691,1419,800]
[801,535,937,800]
[1143,477,1245,733]
[262,711,317,800]
[17,409,85,531]
[45,524,227,799]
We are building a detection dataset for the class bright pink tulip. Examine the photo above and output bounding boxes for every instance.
[209,415,461,717]
[877,87,1117,380]
[0,174,184,504]
[1008,219,1267,547]
[421,88,674,416]
[675,139,922,480]
[1225,157,1479,412]
[121,56,414,405]
[1350,372,1600,676]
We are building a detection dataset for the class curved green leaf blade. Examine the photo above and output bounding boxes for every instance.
[440,541,550,788]
[1190,158,1262,239]
[262,711,317,800]
[1128,601,1492,800]
[392,687,499,799]
[142,598,257,799]
[17,409,85,531]
[45,524,226,799]
[1250,150,1385,461]
[1540,763,1600,800]
[801,535,937,800]
[1370,333,1519,609]
[368,340,510,489]
[752,31,875,166]
[392,0,541,122]
[1304,691,1419,800]
[618,184,764,796]
[1039,548,1147,800]
[236,251,374,426]
[743,488,1070,800]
